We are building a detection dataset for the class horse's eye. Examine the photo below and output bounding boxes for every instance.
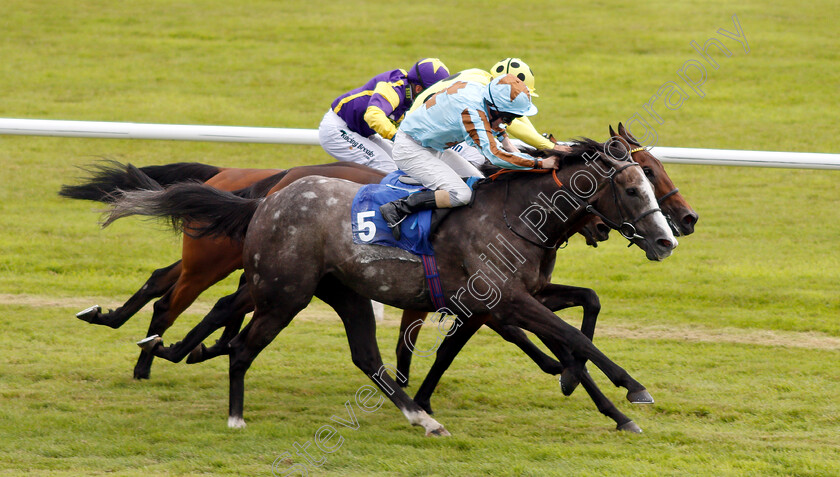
[626,187,638,197]
[643,167,654,179]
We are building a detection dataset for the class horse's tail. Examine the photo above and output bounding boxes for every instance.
[102,181,260,242]
[59,160,221,203]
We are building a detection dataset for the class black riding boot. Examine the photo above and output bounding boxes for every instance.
[379,190,440,240]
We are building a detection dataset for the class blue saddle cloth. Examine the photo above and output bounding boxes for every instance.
[351,171,480,256]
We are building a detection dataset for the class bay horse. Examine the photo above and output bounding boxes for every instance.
[61,160,387,379]
[103,140,677,435]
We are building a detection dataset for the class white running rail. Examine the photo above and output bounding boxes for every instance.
[2,117,839,170]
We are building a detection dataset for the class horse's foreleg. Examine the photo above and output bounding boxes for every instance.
[577,368,641,432]
[535,284,601,341]
[395,309,428,386]
[411,314,487,415]
[486,318,639,431]
[76,261,182,328]
[483,319,565,375]
[499,295,650,403]
[532,284,602,395]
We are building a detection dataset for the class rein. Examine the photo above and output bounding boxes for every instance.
[496,169,565,250]
[591,161,661,242]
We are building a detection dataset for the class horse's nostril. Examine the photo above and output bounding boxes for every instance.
[657,238,673,249]
[596,223,610,235]
[683,213,698,226]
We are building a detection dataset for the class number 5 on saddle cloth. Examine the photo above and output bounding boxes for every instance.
[351,171,481,309]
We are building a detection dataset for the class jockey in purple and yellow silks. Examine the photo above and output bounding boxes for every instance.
[318,58,450,173]
[379,74,560,239]
[408,58,569,167]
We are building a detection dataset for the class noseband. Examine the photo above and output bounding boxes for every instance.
[582,161,662,242]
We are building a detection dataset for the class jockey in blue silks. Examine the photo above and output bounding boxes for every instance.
[380,74,559,239]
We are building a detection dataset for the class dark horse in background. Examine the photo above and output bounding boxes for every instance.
[102,139,677,435]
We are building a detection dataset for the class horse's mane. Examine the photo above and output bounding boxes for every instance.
[476,137,629,182]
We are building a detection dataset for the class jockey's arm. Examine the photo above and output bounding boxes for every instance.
[363,81,402,140]
[463,108,540,170]
[500,134,518,153]
[506,115,556,150]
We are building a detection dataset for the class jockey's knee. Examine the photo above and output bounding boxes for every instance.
[447,187,472,207]
[368,156,397,173]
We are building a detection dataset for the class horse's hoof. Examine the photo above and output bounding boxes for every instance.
[228,416,246,429]
[616,420,643,434]
[75,305,101,323]
[185,344,207,364]
[627,389,654,404]
[133,369,150,380]
[425,426,450,437]
[559,369,580,396]
[136,335,163,352]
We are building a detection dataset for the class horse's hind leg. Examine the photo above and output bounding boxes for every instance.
[190,281,253,363]
[316,277,448,437]
[145,276,253,364]
[227,299,307,429]
[76,261,182,328]
[133,267,233,379]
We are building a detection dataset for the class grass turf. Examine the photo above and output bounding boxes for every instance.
[0,1,838,475]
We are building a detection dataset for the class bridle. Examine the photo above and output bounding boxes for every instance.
[581,160,661,243]
[498,149,663,249]
[629,145,683,236]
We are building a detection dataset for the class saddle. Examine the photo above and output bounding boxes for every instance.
[351,171,480,256]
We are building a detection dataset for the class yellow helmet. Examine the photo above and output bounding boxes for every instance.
[490,58,538,97]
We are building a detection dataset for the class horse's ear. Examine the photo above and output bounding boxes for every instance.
[609,125,617,138]
[618,122,641,146]
[596,146,623,171]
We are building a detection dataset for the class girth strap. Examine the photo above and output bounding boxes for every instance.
[421,254,446,310]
